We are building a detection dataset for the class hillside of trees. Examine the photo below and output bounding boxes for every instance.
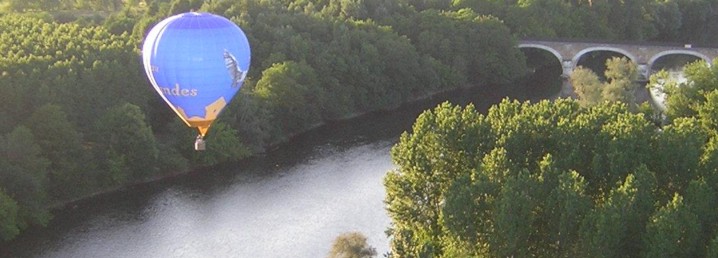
[0,0,528,241]
[2,0,718,245]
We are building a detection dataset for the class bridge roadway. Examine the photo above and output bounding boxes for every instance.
[517,39,718,97]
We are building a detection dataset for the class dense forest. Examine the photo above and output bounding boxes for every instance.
[1,0,717,251]
[385,60,718,256]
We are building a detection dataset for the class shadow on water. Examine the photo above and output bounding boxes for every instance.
[0,85,508,258]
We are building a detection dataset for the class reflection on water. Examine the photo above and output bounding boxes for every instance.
[11,141,395,258]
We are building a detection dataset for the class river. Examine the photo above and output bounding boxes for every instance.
[1,87,508,258]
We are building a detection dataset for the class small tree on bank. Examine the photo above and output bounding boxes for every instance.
[571,57,639,108]
[328,232,377,258]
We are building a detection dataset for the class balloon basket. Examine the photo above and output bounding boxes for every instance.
[194,136,206,151]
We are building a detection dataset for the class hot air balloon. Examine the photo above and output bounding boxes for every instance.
[142,12,250,150]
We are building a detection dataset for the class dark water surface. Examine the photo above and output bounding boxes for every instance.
[1,87,507,258]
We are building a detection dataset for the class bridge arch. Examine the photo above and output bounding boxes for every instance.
[571,47,637,69]
[647,50,711,74]
[517,43,564,63]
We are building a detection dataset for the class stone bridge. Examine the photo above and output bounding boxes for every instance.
[517,39,718,97]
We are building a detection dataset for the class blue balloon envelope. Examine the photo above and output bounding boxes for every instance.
[142,12,250,137]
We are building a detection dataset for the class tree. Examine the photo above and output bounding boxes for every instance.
[502,0,586,38]
[674,0,718,43]
[570,66,603,107]
[590,111,654,192]
[490,170,538,257]
[652,0,682,41]
[614,0,658,40]
[696,90,718,132]
[167,0,203,15]
[442,171,497,255]
[328,232,377,258]
[602,57,639,106]
[0,190,20,241]
[22,104,88,201]
[643,194,701,257]
[0,126,51,229]
[188,121,251,167]
[540,161,592,257]
[707,233,718,258]
[228,91,277,153]
[571,57,639,108]
[683,178,718,256]
[385,102,493,257]
[577,168,657,257]
[103,11,137,35]
[651,117,706,195]
[92,103,159,185]
[254,61,323,136]
[657,60,718,121]
[552,102,626,178]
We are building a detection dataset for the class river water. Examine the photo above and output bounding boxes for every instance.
[1,87,507,258]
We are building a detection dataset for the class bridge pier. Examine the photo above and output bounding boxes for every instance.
[637,64,649,81]
[562,60,574,78]
[558,60,577,98]
[559,75,576,98]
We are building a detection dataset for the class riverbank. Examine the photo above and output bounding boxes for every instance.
[2,130,399,257]
[0,82,516,257]
[46,84,507,213]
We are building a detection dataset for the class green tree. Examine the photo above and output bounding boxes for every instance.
[657,60,718,121]
[552,102,626,177]
[650,69,695,120]
[653,0,682,41]
[328,232,377,258]
[696,90,718,132]
[188,121,251,167]
[490,170,538,257]
[254,61,323,136]
[103,11,137,35]
[487,99,578,171]
[683,178,718,256]
[92,103,159,185]
[167,0,203,15]
[0,190,20,241]
[602,57,639,106]
[0,126,51,229]
[571,57,639,108]
[579,170,656,258]
[540,160,592,257]
[674,0,718,43]
[570,66,603,107]
[385,95,718,255]
[385,102,492,257]
[0,14,150,130]
[643,194,701,258]
[442,171,497,256]
[605,0,657,40]
[503,0,586,38]
[651,117,706,196]
[590,111,654,192]
[708,233,718,258]
[227,90,277,153]
[22,104,88,201]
